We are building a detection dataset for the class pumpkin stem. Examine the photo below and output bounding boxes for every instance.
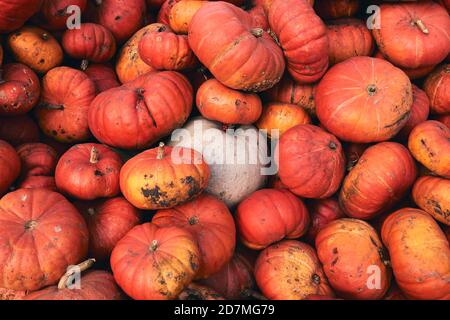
[57,259,96,290]
[90,146,99,164]
[80,59,89,71]
[157,142,165,160]
[188,216,199,225]
[367,84,377,96]
[328,142,337,150]
[87,208,96,216]
[414,19,429,34]
[250,28,264,38]
[40,103,64,110]
[241,289,267,300]
[149,240,159,252]
[312,274,321,285]
[95,0,102,6]
[24,220,38,231]
[268,29,281,46]
[41,33,49,41]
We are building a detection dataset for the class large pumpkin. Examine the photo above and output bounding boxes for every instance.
[276,124,345,199]
[304,198,345,243]
[266,0,329,84]
[340,142,417,220]
[169,0,207,34]
[314,0,359,20]
[236,189,310,250]
[316,219,391,299]
[0,140,21,195]
[408,120,450,178]
[88,71,193,150]
[188,1,285,92]
[423,64,449,115]
[0,0,43,33]
[35,67,96,143]
[152,194,236,279]
[372,2,450,69]
[255,240,333,300]
[0,116,40,147]
[0,189,88,291]
[316,57,413,143]
[110,223,200,300]
[34,0,88,31]
[382,208,450,300]
[83,63,120,93]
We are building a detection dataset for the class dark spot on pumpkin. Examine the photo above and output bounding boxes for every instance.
[235,99,241,106]
[94,170,104,177]
[115,16,121,20]
[181,176,200,198]
[331,257,339,266]
[52,130,58,136]
[328,141,337,150]
[141,186,169,207]
[332,248,338,254]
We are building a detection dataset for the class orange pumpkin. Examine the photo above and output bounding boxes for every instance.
[316,219,391,299]
[314,0,359,20]
[34,0,88,31]
[423,64,450,115]
[0,116,40,147]
[373,50,435,80]
[157,0,181,25]
[247,0,269,30]
[382,208,450,300]
[0,140,21,196]
[16,143,58,178]
[304,198,345,243]
[19,176,57,192]
[83,63,120,93]
[169,0,207,34]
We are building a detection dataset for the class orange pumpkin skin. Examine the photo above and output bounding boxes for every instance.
[373,51,435,80]
[327,19,374,66]
[382,208,450,300]
[236,189,310,250]
[110,223,200,300]
[120,145,210,210]
[257,102,311,137]
[0,116,40,147]
[188,2,285,92]
[247,0,269,30]
[255,240,333,300]
[276,124,345,199]
[158,0,181,25]
[314,0,359,20]
[35,67,96,143]
[19,176,57,192]
[267,0,329,84]
[304,198,345,243]
[340,142,417,220]
[55,144,123,200]
[438,114,450,128]
[75,197,141,261]
[316,219,391,300]
[0,189,88,291]
[139,24,197,71]
[169,0,207,34]
[408,120,450,178]
[35,0,88,31]
[83,63,120,93]
[62,23,116,64]
[153,194,236,279]
[423,64,450,115]
[0,140,21,196]
[196,79,263,125]
[412,176,450,226]
[88,71,193,150]
[0,63,40,117]
[316,57,413,143]
[0,0,43,33]
[372,3,450,69]
[0,288,26,300]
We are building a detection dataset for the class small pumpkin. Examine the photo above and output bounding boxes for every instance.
[0,140,21,195]
[169,0,207,34]
[423,64,450,115]
[314,0,359,20]
[34,0,88,31]
[304,198,345,243]
[83,63,120,93]
[0,115,40,147]
[0,0,43,33]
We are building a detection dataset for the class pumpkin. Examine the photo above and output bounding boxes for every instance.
[382,208,450,300]
[266,0,329,84]
[257,102,311,137]
[0,63,41,117]
[412,176,450,226]
[34,0,88,31]
[276,124,345,199]
[35,66,96,143]
[340,142,417,220]
[396,85,430,141]
[316,57,413,143]
[408,120,450,178]
[169,0,207,34]
[327,19,374,66]
[316,218,391,299]
[438,114,450,128]
[0,116,40,147]
[7,26,63,74]
[0,140,21,195]
[25,260,123,300]
[314,0,359,20]
[178,283,224,300]
[304,198,345,243]
[0,188,88,291]
[247,0,269,30]
[75,197,141,261]
[62,23,116,68]
[120,143,209,210]
[0,0,43,33]
[196,79,263,125]
[110,223,200,300]
[188,1,285,92]
[83,63,120,93]
[55,143,123,200]
[423,64,450,115]
[169,117,267,208]
[153,194,236,279]
[138,23,197,71]
[344,142,370,171]
[16,143,58,179]
[0,288,26,301]
[372,2,450,69]
[158,0,181,25]
[88,71,193,150]
[255,240,333,300]
[19,176,57,192]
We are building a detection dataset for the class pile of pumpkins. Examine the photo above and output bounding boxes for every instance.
[0,0,449,300]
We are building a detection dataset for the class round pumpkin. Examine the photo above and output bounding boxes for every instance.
[16,143,58,182]
[0,0,43,33]
[276,124,345,199]
[372,2,450,69]
[408,120,450,178]
[55,143,123,200]
[0,140,21,195]
[196,79,263,125]
[88,71,193,150]
[169,0,207,34]
[340,142,417,220]
[236,189,310,250]
[266,0,329,83]
[0,116,40,147]
[35,66,96,143]
[152,194,236,279]
[255,240,333,300]
[34,0,88,31]
[110,223,200,300]
[304,198,345,243]
[0,63,40,117]
[188,1,285,92]
[316,218,391,300]
[83,63,120,93]
[423,64,449,115]
[382,208,450,300]
[316,57,413,143]
[314,0,359,20]
[0,188,88,291]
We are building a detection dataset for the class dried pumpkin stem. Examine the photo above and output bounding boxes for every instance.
[80,59,89,71]
[157,142,165,160]
[90,146,99,164]
[57,258,96,290]
[414,19,429,34]
[149,240,159,252]
[250,28,264,38]
[95,0,102,6]
[87,208,96,216]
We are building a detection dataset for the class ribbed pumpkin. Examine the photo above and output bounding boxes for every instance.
[0,0,43,33]
[83,63,120,93]
[0,116,40,147]
[0,140,21,195]
[304,198,345,243]
[423,64,449,115]
[169,0,207,34]
[16,143,58,184]
[34,0,88,31]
